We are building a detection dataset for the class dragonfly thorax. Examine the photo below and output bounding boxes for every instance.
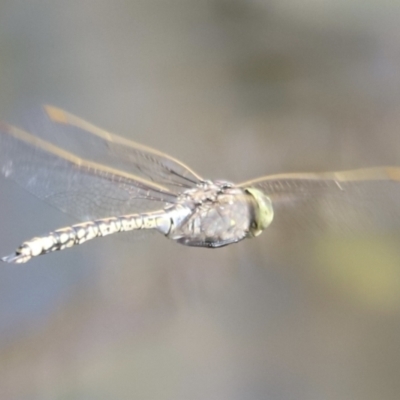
[166,180,274,248]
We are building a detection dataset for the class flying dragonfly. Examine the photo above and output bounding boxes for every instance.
[1,106,400,263]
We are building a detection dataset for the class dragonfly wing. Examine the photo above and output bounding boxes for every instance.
[20,106,203,194]
[0,122,177,221]
[239,167,400,233]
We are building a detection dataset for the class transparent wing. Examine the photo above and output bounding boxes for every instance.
[239,168,400,233]
[0,121,177,221]
[20,105,203,194]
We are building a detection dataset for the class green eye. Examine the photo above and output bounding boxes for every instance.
[245,188,274,237]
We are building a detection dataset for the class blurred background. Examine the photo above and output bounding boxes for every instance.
[1,1,400,399]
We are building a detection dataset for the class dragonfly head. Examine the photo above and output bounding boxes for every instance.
[245,188,274,237]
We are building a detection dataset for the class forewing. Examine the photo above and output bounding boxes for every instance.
[20,106,203,194]
[0,122,177,221]
[239,167,400,233]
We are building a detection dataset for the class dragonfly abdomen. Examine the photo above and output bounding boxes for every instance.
[2,212,171,264]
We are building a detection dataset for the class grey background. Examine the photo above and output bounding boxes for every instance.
[1,1,400,399]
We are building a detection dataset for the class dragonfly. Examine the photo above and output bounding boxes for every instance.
[1,106,400,264]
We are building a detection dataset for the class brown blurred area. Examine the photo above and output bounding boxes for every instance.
[1,1,400,399]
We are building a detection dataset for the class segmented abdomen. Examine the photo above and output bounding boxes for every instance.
[2,212,168,264]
